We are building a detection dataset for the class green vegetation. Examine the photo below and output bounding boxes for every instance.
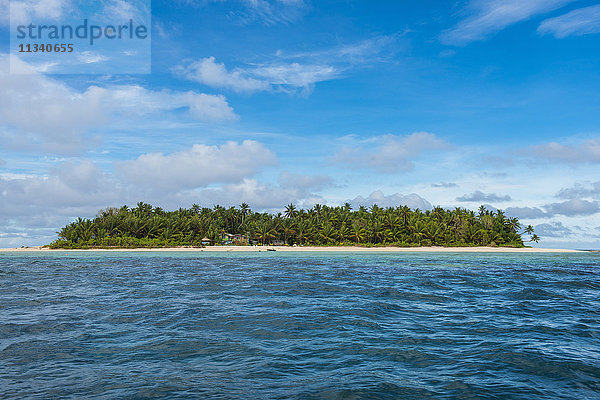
[50,202,537,249]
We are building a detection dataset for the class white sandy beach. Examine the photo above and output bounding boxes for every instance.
[0,246,582,253]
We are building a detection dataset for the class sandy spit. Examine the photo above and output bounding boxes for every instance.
[0,246,582,253]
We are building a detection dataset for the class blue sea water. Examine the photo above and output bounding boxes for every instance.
[0,251,599,399]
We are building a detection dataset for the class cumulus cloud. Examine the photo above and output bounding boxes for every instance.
[0,173,324,246]
[174,57,337,93]
[538,5,600,38]
[331,132,449,173]
[0,161,119,233]
[346,190,432,211]
[544,199,600,217]
[183,178,326,212]
[527,139,600,164]
[440,0,574,45]
[505,206,548,219]
[0,140,341,246]
[0,55,237,154]
[556,181,600,200]
[456,190,511,202]
[85,84,237,121]
[1,56,106,153]
[115,141,277,190]
[506,199,600,219]
[52,160,107,192]
[534,221,573,238]
[431,182,458,188]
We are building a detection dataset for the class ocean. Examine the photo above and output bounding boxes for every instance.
[1,252,598,399]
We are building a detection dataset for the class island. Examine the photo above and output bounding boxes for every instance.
[48,202,539,249]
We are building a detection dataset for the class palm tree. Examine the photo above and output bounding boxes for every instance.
[399,206,411,228]
[296,220,311,245]
[50,202,534,249]
[257,222,275,245]
[319,223,337,244]
[351,222,366,243]
[339,223,352,243]
[281,219,296,244]
[284,203,297,219]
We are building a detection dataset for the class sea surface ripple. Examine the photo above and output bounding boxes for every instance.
[0,252,599,399]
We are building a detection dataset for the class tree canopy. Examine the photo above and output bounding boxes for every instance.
[50,202,535,248]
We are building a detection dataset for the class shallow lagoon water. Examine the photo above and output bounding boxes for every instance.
[1,251,599,399]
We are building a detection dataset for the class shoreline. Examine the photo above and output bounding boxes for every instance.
[0,246,582,253]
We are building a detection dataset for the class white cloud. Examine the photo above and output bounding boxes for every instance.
[346,190,432,211]
[175,56,337,93]
[174,34,398,94]
[334,35,399,60]
[184,178,325,211]
[0,142,338,246]
[252,63,337,92]
[535,221,573,238]
[115,140,277,190]
[0,55,237,154]
[52,159,106,192]
[0,160,128,247]
[544,199,600,217]
[0,162,117,221]
[1,55,106,153]
[77,51,110,64]
[174,57,269,93]
[556,181,600,200]
[507,199,600,219]
[528,139,600,164]
[331,132,449,173]
[184,92,237,121]
[440,0,575,45]
[6,0,70,26]
[93,84,237,121]
[99,0,149,23]
[456,190,512,202]
[277,34,400,66]
[538,5,600,38]
[506,206,547,219]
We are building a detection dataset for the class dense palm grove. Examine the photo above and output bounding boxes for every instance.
[50,202,537,248]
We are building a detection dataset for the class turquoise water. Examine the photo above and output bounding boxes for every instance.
[0,252,599,399]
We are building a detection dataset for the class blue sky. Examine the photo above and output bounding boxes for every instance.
[1,0,600,248]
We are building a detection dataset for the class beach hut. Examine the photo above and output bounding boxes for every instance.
[201,237,213,246]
